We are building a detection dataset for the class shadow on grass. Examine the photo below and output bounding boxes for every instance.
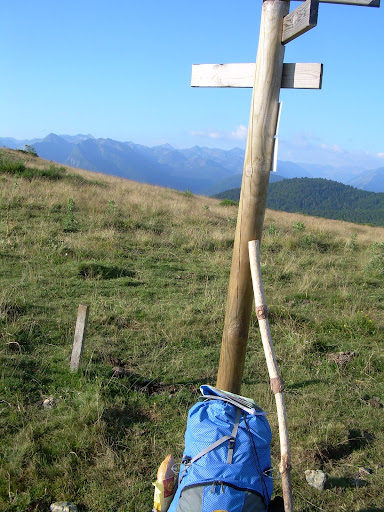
[0,299,29,320]
[325,477,368,489]
[78,262,135,280]
[242,377,325,389]
[287,379,324,390]
[109,359,206,393]
[102,404,148,441]
[356,509,384,512]
[24,499,49,511]
[315,429,374,464]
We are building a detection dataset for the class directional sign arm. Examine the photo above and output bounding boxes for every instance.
[191,63,323,89]
[292,0,379,6]
[282,0,319,44]
[282,63,323,89]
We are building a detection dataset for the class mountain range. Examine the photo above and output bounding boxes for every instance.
[1,133,384,194]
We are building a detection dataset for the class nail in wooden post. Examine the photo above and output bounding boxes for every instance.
[70,304,89,372]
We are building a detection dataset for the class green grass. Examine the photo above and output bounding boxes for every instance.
[1,148,384,511]
[0,154,101,186]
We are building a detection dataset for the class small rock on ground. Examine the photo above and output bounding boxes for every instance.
[50,502,78,512]
[368,397,383,408]
[359,467,373,476]
[305,469,328,491]
[42,396,57,409]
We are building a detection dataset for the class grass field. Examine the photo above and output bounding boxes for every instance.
[1,148,384,512]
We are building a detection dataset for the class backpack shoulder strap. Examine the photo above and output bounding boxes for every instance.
[227,408,241,464]
[179,407,242,482]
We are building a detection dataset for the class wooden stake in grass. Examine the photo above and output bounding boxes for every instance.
[248,240,293,512]
[70,304,90,372]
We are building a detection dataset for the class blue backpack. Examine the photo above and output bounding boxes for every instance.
[168,386,273,512]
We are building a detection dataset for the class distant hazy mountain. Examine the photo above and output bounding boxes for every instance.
[59,134,95,144]
[34,133,74,162]
[203,172,285,196]
[296,162,353,182]
[214,178,384,226]
[348,167,384,193]
[66,138,174,185]
[2,133,384,194]
[0,137,41,149]
[179,146,245,175]
[276,160,311,179]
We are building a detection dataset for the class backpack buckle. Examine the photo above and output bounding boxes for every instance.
[227,438,235,464]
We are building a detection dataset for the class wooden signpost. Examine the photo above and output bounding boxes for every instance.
[192,0,380,509]
[192,0,380,395]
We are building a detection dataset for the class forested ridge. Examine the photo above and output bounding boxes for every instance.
[214,178,384,226]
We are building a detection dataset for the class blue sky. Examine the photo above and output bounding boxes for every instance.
[1,0,383,169]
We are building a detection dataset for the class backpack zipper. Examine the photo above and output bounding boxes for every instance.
[180,480,264,501]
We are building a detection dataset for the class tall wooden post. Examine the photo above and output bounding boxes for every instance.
[216,0,290,393]
[191,0,379,395]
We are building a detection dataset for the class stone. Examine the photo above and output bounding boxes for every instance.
[368,397,383,408]
[50,502,78,512]
[359,467,373,476]
[305,469,328,491]
[42,396,57,409]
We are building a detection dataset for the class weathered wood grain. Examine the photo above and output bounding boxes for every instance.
[282,0,319,44]
[282,62,323,89]
[192,63,254,88]
[216,0,290,394]
[301,0,379,5]
[249,239,293,512]
[192,62,323,89]
[70,304,89,372]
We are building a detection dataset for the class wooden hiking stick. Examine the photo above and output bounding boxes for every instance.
[248,240,293,512]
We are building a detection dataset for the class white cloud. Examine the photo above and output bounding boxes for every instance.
[190,124,247,143]
[278,132,384,170]
[190,129,225,140]
[230,125,247,140]
[189,127,384,169]
[320,143,344,154]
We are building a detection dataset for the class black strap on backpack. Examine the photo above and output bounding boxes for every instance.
[243,412,270,504]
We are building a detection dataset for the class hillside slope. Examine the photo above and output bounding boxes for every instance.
[1,149,384,512]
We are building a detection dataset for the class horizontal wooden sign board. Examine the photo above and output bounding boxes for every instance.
[283,0,319,45]
[293,0,379,5]
[191,63,323,89]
